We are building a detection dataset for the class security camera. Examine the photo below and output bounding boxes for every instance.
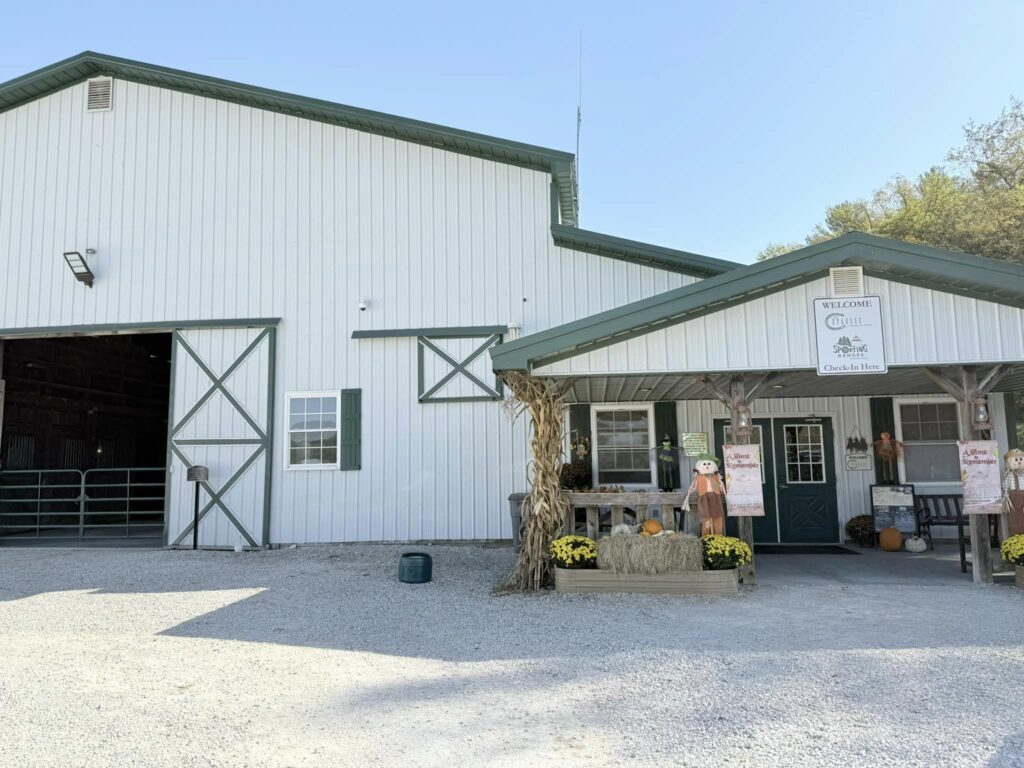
[358,299,368,312]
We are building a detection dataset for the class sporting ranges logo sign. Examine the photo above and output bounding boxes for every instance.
[812,296,887,375]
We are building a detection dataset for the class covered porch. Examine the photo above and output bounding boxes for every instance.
[492,232,1024,586]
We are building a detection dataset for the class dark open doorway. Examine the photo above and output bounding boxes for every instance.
[0,333,172,544]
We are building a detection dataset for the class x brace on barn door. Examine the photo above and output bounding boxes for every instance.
[169,327,275,547]
[418,333,503,403]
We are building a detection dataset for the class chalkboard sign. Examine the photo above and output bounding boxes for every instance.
[870,484,917,533]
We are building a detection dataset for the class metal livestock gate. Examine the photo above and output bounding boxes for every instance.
[167,323,277,548]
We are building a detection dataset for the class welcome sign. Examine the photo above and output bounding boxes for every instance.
[812,296,887,376]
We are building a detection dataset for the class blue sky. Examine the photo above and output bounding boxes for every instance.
[2,1,1022,263]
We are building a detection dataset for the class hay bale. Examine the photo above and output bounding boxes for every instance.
[597,533,703,574]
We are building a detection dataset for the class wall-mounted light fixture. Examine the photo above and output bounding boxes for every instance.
[972,397,992,430]
[63,250,95,288]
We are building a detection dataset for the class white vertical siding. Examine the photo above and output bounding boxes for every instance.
[0,78,693,543]
[537,276,1024,375]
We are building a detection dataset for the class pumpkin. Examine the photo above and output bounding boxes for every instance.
[642,519,663,535]
[639,531,652,537]
[905,535,928,553]
[879,527,903,552]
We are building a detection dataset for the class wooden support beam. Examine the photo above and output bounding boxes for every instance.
[728,376,757,586]
[958,366,994,584]
[696,374,733,408]
[744,373,775,403]
[976,364,1007,396]
[923,367,966,400]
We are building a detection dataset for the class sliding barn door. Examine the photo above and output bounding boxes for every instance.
[166,326,275,548]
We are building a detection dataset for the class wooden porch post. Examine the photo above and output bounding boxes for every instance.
[696,373,774,586]
[924,365,1007,584]
[730,377,757,585]
[961,368,994,584]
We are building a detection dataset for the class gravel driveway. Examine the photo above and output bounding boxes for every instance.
[1,544,1022,768]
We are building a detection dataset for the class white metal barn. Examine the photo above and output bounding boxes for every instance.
[0,52,735,548]
[0,52,1021,581]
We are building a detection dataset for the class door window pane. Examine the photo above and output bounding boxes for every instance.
[783,422,827,484]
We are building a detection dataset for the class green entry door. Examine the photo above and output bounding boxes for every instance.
[713,418,778,543]
[772,417,840,543]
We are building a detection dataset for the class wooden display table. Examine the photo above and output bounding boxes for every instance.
[563,491,690,537]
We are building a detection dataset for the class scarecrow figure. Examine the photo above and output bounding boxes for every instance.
[683,454,726,536]
[651,434,680,492]
[874,432,903,483]
[1003,448,1024,536]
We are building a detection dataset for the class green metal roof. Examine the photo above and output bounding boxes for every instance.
[491,231,1024,371]
[551,224,740,277]
[0,51,578,225]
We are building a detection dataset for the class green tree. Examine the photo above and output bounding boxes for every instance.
[761,98,1024,265]
[762,97,1024,441]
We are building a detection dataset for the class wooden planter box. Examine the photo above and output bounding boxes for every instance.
[553,567,738,596]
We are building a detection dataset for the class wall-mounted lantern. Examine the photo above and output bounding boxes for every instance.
[735,405,753,438]
[972,397,992,431]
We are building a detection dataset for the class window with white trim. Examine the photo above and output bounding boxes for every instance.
[593,407,653,485]
[286,392,340,469]
[896,400,961,483]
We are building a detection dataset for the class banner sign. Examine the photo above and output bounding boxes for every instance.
[958,440,1002,515]
[812,296,887,376]
[723,444,765,517]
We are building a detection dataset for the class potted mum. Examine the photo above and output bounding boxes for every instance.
[1000,534,1024,588]
[701,534,753,571]
[549,535,598,570]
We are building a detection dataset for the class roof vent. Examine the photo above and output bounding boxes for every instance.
[829,266,864,297]
[85,77,113,112]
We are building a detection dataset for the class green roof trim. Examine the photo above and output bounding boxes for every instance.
[0,51,578,224]
[551,223,740,278]
[491,232,1024,372]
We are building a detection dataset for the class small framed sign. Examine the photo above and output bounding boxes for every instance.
[870,484,916,533]
[681,432,708,457]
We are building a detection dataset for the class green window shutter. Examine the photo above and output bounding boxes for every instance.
[568,404,591,445]
[339,389,362,470]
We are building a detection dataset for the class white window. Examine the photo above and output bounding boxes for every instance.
[896,400,961,483]
[592,406,654,486]
[286,392,340,470]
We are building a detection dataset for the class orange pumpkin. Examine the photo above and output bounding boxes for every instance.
[642,519,663,535]
[879,527,902,552]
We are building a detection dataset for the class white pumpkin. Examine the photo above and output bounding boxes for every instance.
[905,536,928,553]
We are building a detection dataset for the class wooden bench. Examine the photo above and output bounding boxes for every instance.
[915,494,1000,574]
[915,495,967,572]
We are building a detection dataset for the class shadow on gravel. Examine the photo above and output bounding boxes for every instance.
[3,545,1023,662]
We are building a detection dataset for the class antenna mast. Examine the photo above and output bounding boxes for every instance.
[576,29,583,203]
